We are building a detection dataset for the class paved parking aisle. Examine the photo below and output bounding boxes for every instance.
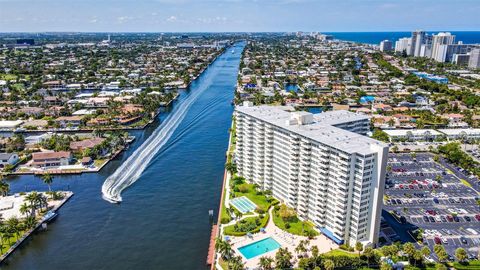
[382,153,480,261]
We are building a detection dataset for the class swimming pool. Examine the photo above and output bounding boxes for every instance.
[238,237,281,259]
[230,196,257,214]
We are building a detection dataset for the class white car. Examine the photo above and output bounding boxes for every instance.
[466,228,478,235]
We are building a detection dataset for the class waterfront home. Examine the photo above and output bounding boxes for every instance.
[69,137,105,152]
[55,116,83,128]
[31,151,72,167]
[0,152,19,168]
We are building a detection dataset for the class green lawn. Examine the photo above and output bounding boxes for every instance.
[0,73,17,81]
[452,261,480,270]
[0,229,28,255]
[220,186,231,224]
[405,264,437,270]
[94,159,108,168]
[272,208,318,236]
[232,183,275,212]
[323,249,358,258]
[223,213,269,236]
[11,83,25,90]
[219,258,229,270]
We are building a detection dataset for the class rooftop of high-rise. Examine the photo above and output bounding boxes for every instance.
[236,104,388,155]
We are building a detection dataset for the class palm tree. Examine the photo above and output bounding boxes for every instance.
[413,250,423,267]
[421,246,431,259]
[0,180,10,197]
[19,203,30,218]
[40,173,54,193]
[295,240,308,257]
[3,231,13,245]
[215,238,233,261]
[363,246,374,268]
[311,245,319,258]
[455,248,467,262]
[229,255,244,270]
[275,248,293,269]
[258,256,274,270]
[6,217,20,239]
[324,259,335,270]
[24,216,37,230]
[355,242,363,263]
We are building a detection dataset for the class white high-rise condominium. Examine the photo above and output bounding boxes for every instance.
[395,37,412,55]
[411,30,426,57]
[469,49,480,69]
[431,32,456,62]
[234,103,389,246]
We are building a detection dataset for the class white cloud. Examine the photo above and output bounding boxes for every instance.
[117,16,134,23]
[166,15,177,22]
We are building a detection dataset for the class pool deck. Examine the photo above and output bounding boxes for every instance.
[228,207,338,269]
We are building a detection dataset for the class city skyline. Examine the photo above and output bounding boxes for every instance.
[1,0,480,32]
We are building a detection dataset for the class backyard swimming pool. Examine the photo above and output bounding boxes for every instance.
[238,237,281,259]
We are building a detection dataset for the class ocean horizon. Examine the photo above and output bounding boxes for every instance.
[324,31,480,45]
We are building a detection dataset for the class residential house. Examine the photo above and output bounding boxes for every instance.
[31,151,72,167]
[69,138,105,152]
[0,152,19,168]
[441,113,468,128]
[55,116,84,128]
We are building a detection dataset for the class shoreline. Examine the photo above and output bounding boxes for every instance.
[0,191,74,264]
[209,117,235,270]
[6,137,135,176]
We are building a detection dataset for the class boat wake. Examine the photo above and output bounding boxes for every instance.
[101,75,217,203]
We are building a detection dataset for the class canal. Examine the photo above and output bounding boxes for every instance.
[2,42,245,270]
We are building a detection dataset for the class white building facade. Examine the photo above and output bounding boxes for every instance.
[234,104,389,246]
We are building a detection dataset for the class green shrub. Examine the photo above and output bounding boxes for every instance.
[256,207,265,214]
[237,184,249,193]
[221,217,231,224]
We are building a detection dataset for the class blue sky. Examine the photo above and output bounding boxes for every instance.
[0,0,479,32]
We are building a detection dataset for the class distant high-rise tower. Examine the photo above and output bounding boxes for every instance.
[469,49,480,69]
[411,30,426,57]
[395,37,412,55]
[431,32,456,62]
[379,40,393,52]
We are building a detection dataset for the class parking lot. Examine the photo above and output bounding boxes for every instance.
[383,152,480,261]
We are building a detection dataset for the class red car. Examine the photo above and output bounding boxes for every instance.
[446,215,454,222]
[475,214,480,221]
[434,237,442,245]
